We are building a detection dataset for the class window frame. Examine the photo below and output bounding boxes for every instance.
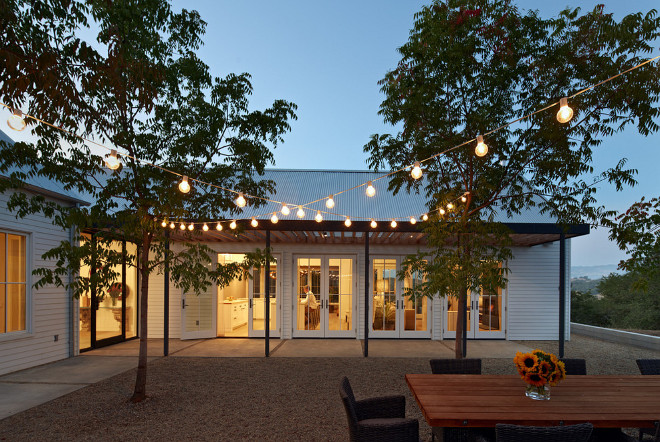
[0,228,31,340]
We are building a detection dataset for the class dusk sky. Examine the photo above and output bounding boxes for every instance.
[4,0,659,268]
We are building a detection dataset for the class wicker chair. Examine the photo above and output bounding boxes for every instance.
[339,376,419,442]
[430,358,482,375]
[495,423,593,442]
[636,359,660,441]
[559,358,587,375]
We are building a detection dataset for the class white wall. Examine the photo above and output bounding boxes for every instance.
[0,190,75,376]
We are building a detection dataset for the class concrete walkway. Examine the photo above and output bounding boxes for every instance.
[0,338,530,420]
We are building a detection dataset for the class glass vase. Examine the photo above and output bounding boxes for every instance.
[525,384,550,400]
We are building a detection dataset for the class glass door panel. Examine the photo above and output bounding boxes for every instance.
[475,286,505,339]
[402,269,430,337]
[295,258,322,336]
[372,259,398,337]
[444,294,472,339]
[182,260,216,340]
[327,258,353,337]
[217,254,249,337]
[124,242,138,339]
[250,258,278,337]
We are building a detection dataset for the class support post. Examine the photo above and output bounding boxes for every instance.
[265,230,271,357]
[164,231,170,356]
[559,233,566,358]
[364,232,370,357]
[462,296,467,358]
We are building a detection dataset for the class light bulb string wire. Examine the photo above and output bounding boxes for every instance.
[2,53,658,220]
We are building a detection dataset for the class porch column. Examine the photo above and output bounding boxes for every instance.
[364,232,369,357]
[559,233,566,358]
[164,231,170,356]
[265,229,271,357]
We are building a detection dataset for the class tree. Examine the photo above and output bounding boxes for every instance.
[365,0,660,357]
[0,0,296,402]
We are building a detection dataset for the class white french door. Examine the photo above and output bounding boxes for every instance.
[370,257,431,339]
[443,286,505,339]
[292,256,356,338]
[181,261,217,340]
[248,257,280,338]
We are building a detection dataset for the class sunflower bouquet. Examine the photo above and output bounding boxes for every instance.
[514,349,566,400]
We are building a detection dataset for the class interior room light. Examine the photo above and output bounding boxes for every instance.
[216,222,223,231]
[6,108,26,131]
[251,217,258,227]
[161,219,167,228]
[105,149,121,170]
[366,181,376,197]
[411,161,423,180]
[178,176,191,194]
[235,192,246,208]
[439,208,446,215]
[344,217,352,227]
[422,213,429,221]
[370,219,377,228]
[315,211,323,223]
[557,97,574,123]
[202,223,209,231]
[230,220,237,229]
[475,135,488,157]
[179,223,186,230]
[391,219,397,228]
[326,195,335,209]
[297,206,305,218]
[169,222,175,229]
[271,213,279,224]
[188,223,194,231]
[281,204,290,216]
[410,217,417,225]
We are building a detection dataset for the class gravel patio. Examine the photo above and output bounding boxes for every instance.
[0,334,658,441]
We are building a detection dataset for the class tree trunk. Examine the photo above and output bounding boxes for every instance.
[131,232,152,403]
[455,295,465,359]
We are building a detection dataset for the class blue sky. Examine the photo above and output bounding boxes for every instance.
[174,0,659,268]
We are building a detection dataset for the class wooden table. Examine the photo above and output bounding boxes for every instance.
[406,374,660,429]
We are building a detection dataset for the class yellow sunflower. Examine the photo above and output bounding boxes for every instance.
[521,353,539,371]
[538,361,552,377]
[525,372,546,387]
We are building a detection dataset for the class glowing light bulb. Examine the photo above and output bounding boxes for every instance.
[411,161,422,180]
[391,219,397,228]
[315,211,323,223]
[410,217,417,225]
[270,213,278,224]
[178,176,191,194]
[422,214,429,221]
[370,219,377,229]
[344,217,352,227]
[202,223,209,231]
[179,223,186,230]
[251,217,258,227]
[475,135,488,157]
[557,97,574,123]
[188,223,194,231]
[461,195,467,203]
[230,220,237,229]
[326,195,335,209]
[439,208,446,215]
[281,204,290,216]
[169,222,175,229]
[366,181,376,197]
[447,203,454,210]
[296,206,305,219]
[7,108,26,131]
[105,149,121,170]
[235,192,246,208]
[161,219,167,228]
[216,223,223,231]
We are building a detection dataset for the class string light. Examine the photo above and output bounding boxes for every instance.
[216,222,223,231]
[230,220,237,229]
[390,219,397,228]
[475,135,488,157]
[326,195,335,209]
[315,211,323,223]
[179,222,186,230]
[281,204,290,216]
[270,213,279,224]
[161,219,167,228]
[251,217,258,227]
[169,221,175,229]
[461,195,467,203]
[6,108,26,131]
[439,208,446,215]
[557,97,574,123]
[188,223,194,231]
[178,176,191,194]
[447,202,454,210]
[410,217,417,225]
[422,214,429,221]
[105,149,121,170]
[297,206,305,219]
[235,192,246,208]
[344,217,352,227]
[202,223,209,231]
[411,161,422,180]
[366,181,376,197]
[370,219,377,228]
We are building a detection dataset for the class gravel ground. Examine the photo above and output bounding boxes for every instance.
[0,334,658,441]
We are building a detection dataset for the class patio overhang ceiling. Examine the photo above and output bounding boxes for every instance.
[168,221,589,247]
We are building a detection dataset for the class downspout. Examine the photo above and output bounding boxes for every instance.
[68,203,79,358]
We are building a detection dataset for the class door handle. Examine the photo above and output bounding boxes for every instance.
[249,299,252,308]
[182,299,185,309]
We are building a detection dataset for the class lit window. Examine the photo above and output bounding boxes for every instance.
[0,232,27,333]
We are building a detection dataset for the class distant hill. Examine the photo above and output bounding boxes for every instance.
[571,264,621,280]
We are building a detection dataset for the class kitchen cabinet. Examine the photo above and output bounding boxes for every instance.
[221,299,248,333]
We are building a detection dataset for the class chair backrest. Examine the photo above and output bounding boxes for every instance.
[637,359,660,375]
[339,377,359,439]
[496,423,593,442]
[430,358,482,374]
[559,358,587,375]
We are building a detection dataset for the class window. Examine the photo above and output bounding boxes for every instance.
[0,232,27,334]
